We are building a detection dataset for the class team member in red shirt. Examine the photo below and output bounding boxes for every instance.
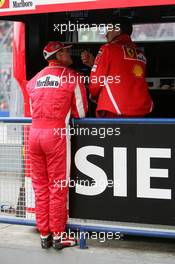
[27,41,88,249]
[81,19,153,117]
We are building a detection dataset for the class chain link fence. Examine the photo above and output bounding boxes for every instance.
[0,119,35,222]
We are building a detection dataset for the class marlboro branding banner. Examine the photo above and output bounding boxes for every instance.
[0,0,35,11]
[0,0,174,17]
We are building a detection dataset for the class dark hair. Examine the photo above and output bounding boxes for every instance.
[120,18,133,36]
[111,17,133,36]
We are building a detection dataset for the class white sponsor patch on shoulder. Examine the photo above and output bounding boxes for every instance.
[35,75,60,89]
[137,52,147,63]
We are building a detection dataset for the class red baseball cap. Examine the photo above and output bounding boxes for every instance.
[43,41,72,60]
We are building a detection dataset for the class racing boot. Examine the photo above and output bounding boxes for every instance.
[40,234,52,249]
[52,232,77,250]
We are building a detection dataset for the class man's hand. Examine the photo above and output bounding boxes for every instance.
[81,50,95,68]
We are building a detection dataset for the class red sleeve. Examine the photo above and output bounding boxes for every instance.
[71,75,88,118]
[89,44,110,99]
[26,80,33,117]
[25,79,29,91]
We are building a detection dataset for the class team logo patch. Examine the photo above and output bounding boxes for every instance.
[123,46,146,64]
[0,0,5,7]
[35,75,60,89]
[125,47,137,59]
[0,0,8,8]
[133,64,144,77]
[137,52,147,63]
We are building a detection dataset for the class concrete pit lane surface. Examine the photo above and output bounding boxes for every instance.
[0,224,175,264]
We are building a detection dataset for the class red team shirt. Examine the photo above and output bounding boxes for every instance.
[89,34,153,117]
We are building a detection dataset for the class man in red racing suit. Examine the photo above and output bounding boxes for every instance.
[27,41,88,249]
[81,19,153,118]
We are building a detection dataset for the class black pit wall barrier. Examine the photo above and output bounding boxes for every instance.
[69,119,175,226]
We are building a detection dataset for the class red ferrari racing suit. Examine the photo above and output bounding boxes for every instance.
[27,61,88,236]
[89,34,153,117]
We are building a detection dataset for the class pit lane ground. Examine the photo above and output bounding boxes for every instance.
[0,223,175,264]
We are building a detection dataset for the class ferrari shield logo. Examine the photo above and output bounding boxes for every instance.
[0,0,5,7]
[123,45,146,64]
[123,46,137,59]
[0,0,9,8]
[126,47,135,58]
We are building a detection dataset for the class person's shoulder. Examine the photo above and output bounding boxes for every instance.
[27,68,44,87]
[27,74,37,87]
[100,43,110,51]
[100,43,118,54]
[93,43,109,59]
[107,42,124,55]
[110,41,122,49]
